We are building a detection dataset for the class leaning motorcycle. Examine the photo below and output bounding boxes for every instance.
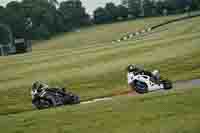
[31,84,80,109]
[128,72,173,94]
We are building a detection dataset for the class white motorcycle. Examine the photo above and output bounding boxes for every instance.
[128,71,173,94]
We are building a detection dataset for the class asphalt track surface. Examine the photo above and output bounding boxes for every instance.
[80,79,200,105]
[2,78,199,116]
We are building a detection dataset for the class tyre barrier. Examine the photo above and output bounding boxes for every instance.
[112,12,200,43]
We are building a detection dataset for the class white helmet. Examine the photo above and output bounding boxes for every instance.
[152,70,159,77]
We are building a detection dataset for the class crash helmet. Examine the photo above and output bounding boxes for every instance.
[32,81,44,92]
[152,70,160,77]
[127,64,137,72]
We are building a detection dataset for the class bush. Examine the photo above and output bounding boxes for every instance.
[0,24,11,45]
[32,24,51,40]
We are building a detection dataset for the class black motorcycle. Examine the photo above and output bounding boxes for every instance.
[31,82,80,109]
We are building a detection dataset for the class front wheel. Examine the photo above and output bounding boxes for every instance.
[162,80,173,90]
[32,98,53,109]
[134,81,148,94]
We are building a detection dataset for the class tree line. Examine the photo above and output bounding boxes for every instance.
[0,0,90,40]
[0,0,200,41]
[94,0,200,23]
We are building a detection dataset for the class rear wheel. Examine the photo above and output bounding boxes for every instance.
[71,95,80,104]
[134,81,148,94]
[63,93,80,105]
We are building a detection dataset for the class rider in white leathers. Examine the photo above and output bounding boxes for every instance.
[127,64,144,86]
[127,64,172,93]
[127,64,160,85]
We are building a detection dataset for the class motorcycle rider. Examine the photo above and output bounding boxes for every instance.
[32,81,48,92]
[127,64,143,85]
[127,65,134,85]
[32,81,68,96]
[127,64,160,84]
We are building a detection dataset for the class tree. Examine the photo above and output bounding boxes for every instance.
[48,0,58,6]
[143,0,155,17]
[32,23,50,39]
[155,0,166,16]
[0,6,6,23]
[94,2,127,24]
[59,0,90,31]
[3,1,27,38]
[190,0,200,10]
[54,10,65,33]
[122,0,141,17]
[0,23,12,44]
[0,0,92,40]
[105,2,119,21]
[21,0,59,38]
[22,0,58,7]
[93,7,110,24]
[117,5,129,19]
[165,0,190,13]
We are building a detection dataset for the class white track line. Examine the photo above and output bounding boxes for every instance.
[80,97,113,104]
[80,79,200,105]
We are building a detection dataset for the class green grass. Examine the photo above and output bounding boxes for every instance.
[0,13,200,132]
[1,88,200,133]
[0,15,200,114]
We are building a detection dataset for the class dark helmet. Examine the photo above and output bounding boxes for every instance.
[127,64,136,72]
